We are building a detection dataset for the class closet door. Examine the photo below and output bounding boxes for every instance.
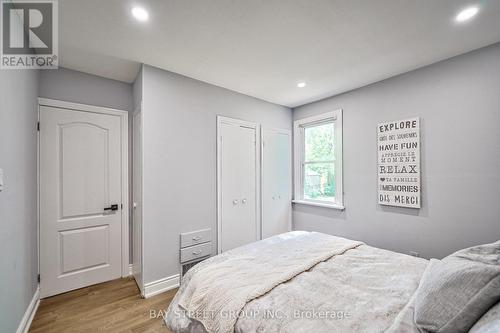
[262,128,292,238]
[218,117,259,253]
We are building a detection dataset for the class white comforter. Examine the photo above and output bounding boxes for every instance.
[165,232,428,333]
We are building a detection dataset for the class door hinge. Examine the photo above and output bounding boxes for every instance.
[37,122,40,131]
[37,274,40,283]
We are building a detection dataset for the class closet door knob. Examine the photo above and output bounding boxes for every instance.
[233,199,239,205]
[242,199,247,204]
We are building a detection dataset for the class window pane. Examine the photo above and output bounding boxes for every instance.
[303,163,335,201]
[304,122,334,162]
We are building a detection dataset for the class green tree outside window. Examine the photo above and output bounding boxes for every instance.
[303,122,335,201]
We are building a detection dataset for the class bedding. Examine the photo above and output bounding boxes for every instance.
[385,293,420,333]
[469,301,500,333]
[388,241,500,333]
[165,231,428,333]
[413,241,500,333]
[176,231,363,333]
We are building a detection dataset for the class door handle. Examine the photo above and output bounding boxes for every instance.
[233,199,239,205]
[242,198,247,204]
[104,204,119,211]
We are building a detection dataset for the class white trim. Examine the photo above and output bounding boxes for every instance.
[293,109,344,207]
[216,116,261,254]
[38,98,129,117]
[294,112,338,126]
[143,274,180,298]
[36,103,41,305]
[120,106,130,278]
[260,127,292,238]
[292,200,345,210]
[16,287,40,333]
[37,98,130,287]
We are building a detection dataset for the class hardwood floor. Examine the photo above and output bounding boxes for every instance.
[29,278,176,333]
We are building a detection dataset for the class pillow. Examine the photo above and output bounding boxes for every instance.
[469,301,500,333]
[414,241,500,333]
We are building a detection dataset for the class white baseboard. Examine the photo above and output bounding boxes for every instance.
[143,274,180,298]
[16,286,40,333]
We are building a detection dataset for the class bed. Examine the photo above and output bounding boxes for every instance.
[164,231,500,333]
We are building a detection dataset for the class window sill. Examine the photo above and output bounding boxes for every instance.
[292,200,345,210]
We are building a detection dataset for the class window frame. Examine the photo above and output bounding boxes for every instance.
[293,109,344,210]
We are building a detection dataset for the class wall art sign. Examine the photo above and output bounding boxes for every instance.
[377,117,420,208]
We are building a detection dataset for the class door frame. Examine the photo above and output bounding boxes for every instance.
[260,127,292,239]
[216,116,261,254]
[37,97,130,282]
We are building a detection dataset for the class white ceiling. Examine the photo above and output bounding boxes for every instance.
[59,0,500,107]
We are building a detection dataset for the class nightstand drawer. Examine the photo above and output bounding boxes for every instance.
[180,229,211,248]
[180,242,211,263]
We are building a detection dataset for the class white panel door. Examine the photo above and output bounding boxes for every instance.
[219,121,258,252]
[132,109,143,292]
[40,106,123,298]
[262,128,292,238]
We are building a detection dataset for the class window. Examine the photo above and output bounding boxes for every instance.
[293,110,343,209]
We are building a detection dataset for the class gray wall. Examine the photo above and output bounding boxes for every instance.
[0,70,39,333]
[132,65,143,110]
[292,43,500,259]
[39,67,134,111]
[142,65,292,283]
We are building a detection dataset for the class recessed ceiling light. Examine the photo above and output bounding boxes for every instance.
[297,82,306,88]
[455,6,479,23]
[131,6,149,22]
